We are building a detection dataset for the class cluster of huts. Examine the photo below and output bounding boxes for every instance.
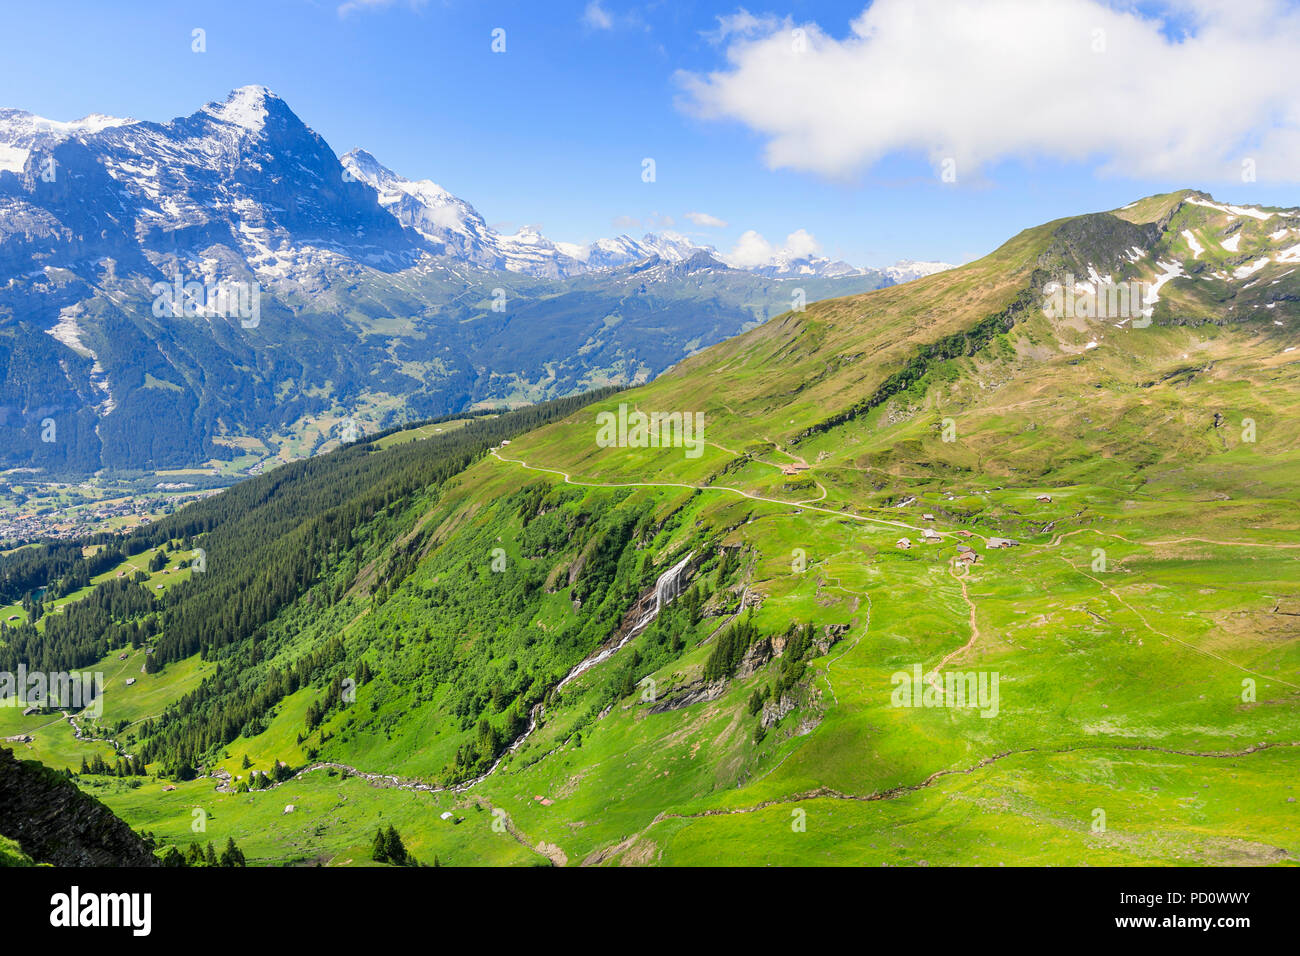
[895,521,1020,562]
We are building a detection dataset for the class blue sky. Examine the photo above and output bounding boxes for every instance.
[3,0,1298,266]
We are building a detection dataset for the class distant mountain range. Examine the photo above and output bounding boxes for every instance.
[0,86,951,475]
[337,140,949,282]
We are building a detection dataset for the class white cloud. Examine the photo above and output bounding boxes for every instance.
[583,1,614,30]
[725,228,820,268]
[685,211,728,228]
[679,0,1300,182]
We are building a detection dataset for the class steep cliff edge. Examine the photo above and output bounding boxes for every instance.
[0,747,158,866]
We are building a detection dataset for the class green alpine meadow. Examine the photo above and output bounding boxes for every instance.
[3,189,1297,868]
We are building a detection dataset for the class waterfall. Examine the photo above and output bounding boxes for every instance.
[632,550,694,632]
[558,551,693,691]
[451,550,697,787]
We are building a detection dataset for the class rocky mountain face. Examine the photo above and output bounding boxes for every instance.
[0,746,158,866]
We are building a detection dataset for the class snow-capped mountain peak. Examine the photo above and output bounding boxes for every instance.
[201,85,280,132]
[883,259,956,283]
[339,149,716,278]
[0,107,136,172]
[0,109,134,142]
[341,147,562,272]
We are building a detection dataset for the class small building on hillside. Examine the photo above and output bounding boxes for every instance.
[1036,494,1053,503]
[987,537,1019,549]
[922,513,936,521]
[896,537,912,550]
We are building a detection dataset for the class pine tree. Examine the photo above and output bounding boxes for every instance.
[383,825,407,866]
[160,846,186,867]
[371,827,388,863]
[220,836,246,867]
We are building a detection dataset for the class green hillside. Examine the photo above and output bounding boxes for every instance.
[4,191,1298,866]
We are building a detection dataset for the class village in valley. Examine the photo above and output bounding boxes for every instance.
[0,479,222,547]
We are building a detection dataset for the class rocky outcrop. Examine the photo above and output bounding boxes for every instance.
[0,747,159,866]
[647,679,728,715]
[760,693,798,729]
[737,637,773,678]
[813,623,850,656]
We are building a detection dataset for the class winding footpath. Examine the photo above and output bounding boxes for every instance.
[490,449,947,539]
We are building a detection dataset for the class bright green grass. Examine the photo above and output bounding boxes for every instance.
[0,711,116,773]
[0,833,34,866]
[621,746,1300,867]
[86,770,546,867]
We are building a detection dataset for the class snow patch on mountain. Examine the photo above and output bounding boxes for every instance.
[1186,197,1274,221]
[0,144,28,173]
[1233,258,1270,279]
[1140,259,1185,320]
